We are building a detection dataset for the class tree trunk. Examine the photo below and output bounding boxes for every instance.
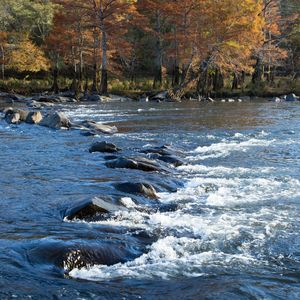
[197,62,210,97]
[232,73,239,90]
[100,28,108,95]
[172,26,180,87]
[91,63,98,93]
[252,57,263,84]
[51,63,59,94]
[213,69,224,91]
[173,64,180,87]
[153,11,163,89]
[0,45,4,80]
[153,38,162,89]
[70,58,79,99]
[78,50,84,92]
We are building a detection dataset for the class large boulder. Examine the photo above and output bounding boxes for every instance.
[39,112,71,129]
[114,182,158,199]
[4,108,43,125]
[80,120,118,135]
[63,245,131,272]
[89,141,121,153]
[17,109,30,122]
[5,111,20,124]
[286,93,299,102]
[64,196,127,221]
[106,156,167,172]
[25,111,43,124]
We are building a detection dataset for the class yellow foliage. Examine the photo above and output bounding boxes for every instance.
[9,40,50,72]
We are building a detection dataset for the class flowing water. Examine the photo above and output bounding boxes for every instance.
[0,100,300,299]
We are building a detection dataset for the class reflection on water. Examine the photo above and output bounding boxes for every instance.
[0,100,300,299]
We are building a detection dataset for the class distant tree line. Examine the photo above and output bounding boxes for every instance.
[0,0,299,98]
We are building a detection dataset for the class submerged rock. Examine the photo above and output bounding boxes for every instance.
[141,145,183,156]
[64,196,126,221]
[27,100,55,109]
[106,156,167,172]
[63,237,150,273]
[270,97,282,102]
[141,145,184,167]
[114,182,158,199]
[63,246,128,272]
[35,95,77,103]
[80,120,118,135]
[89,141,121,153]
[85,94,102,102]
[39,112,71,129]
[239,96,251,101]
[147,153,184,167]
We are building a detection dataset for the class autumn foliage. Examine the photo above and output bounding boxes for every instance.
[0,0,299,97]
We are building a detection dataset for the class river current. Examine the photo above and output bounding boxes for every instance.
[0,100,299,299]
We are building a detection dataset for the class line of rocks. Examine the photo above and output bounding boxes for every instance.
[270,93,300,102]
[66,143,183,222]
[1,108,118,135]
[62,143,185,272]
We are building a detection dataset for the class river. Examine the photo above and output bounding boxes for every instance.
[0,100,299,299]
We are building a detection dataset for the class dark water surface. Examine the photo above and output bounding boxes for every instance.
[0,100,300,299]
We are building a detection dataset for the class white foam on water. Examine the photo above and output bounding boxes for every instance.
[187,137,276,161]
[67,127,299,282]
[160,176,300,207]
[69,228,271,281]
[178,164,274,176]
[119,197,137,208]
[68,182,294,281]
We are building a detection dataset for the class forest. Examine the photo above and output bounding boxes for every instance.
[0,0,299,99]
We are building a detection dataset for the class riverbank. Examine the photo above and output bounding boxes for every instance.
[0,76,299,100]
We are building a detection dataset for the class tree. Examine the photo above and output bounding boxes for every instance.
[0,32,8,79]
[89,0,138,94]
[168,0,264,99]
[8,39,50,72]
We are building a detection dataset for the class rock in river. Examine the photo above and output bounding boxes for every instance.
[141,145,184,167]
[147,152,184,167]
[39,112,71,129]
[80,120,118,135]
[25,111,43,124]
[64,196,127,221]
[89,141,121,153]
[4,108,43,125]
[114,182,158,199]
[286,93,299,102]
[106,156,167,172]
[5,111,20,124]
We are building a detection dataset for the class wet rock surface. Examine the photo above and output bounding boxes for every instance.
[64,197,127,221]
[106,156,168,172]
[80,120,118,135]
[114,182,158,199]
[89,141,121,153]
[39,112,71,129]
